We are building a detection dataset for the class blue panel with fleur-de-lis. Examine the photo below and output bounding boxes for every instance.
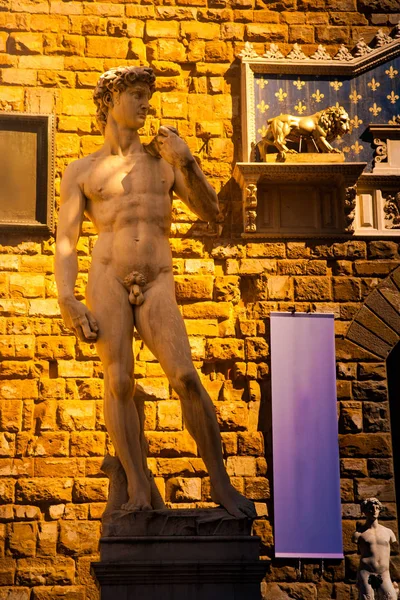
[254,57,400,171]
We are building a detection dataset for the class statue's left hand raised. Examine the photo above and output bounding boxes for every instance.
[155,126,194,169]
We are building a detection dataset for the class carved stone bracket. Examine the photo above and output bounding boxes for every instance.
[373,138,388,165]
[383,191,400,229]
[244,183,258,233]
[344,186,357,233]
[233,162,366,237]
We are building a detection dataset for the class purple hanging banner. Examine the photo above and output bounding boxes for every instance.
[270,312,343,559]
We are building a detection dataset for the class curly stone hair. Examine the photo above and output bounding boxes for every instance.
[93,66,156,134]
[361,497,383,514]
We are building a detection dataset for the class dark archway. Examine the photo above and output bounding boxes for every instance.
[344,265,400,532]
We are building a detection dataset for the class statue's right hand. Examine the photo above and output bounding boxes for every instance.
[58,298,98,342]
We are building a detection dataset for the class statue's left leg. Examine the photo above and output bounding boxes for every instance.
[378,572,397,599]
[134,272,256,519]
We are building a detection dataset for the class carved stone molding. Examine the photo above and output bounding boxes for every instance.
[244,183,258,233]
[374,138,388,165]
[238,24,400,77]
[383,191,400,229]
[355,174,400,236]
[233,162,366,238]
[344,186,357,233]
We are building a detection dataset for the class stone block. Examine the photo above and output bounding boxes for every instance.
[245,337,269,361]
[59,521,101,555]
[15,479,73,504]
[37,522,58,557]
[368,241,399,259]
[214,276,240,302]
[214,401,248,431]
[32,586,85,600]
[146,20,179,39]
[355,478,395,502]
[147,431,197,457]
[333,278,361,301]
[7,523,37,557]
[358,363,386,380]
[352,381,387,402]
[340,404,362,433]
[294,277,331,301]
[57,401,96,431]
[9,274,45,298]
[157,401,183,431]
[339,433,391,457]
[57,361,93,378]
[246,23,288,41]
[36,336,75,360]
[244,477,270,500]
[267,276,293,300]
[70,432,105,457]
[72,478,108,503]
[363,402,390,433]
[340,459,368,478]
[367,458,393,479]
[0,559,16,585]
[0,400,22,432]
[174,276,213,300]
[206,338,244,360]
[166,477,202,502]
[16,557,75,586]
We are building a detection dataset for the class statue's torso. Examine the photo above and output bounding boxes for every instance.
[358,525,392,574]
[79,148,175,283]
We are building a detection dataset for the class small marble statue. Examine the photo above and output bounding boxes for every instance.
[256,105,351,161]
[353,497,397,599]
[54,65,256,519]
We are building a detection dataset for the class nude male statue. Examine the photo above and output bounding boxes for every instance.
[353,497,398,600]
[55,65,256,519]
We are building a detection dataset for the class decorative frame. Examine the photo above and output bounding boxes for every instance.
[239,27,400,162]
[0,112,55,233]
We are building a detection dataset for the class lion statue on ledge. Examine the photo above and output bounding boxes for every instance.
[256,105,351,161]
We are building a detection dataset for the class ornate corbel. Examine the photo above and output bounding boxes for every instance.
[383,191,400,229]
[373,138,388,166]
[344,185,357,233]
[244,183,258,233]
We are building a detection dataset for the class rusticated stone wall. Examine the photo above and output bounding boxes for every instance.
[1,1,400,599]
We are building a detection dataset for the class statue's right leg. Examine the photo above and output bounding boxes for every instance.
[86,264,151,511]
[357,571,376,600]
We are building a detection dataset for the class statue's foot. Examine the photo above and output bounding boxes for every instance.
[212,484,257,519]
[121,485,152,512]
[121,498,153,512]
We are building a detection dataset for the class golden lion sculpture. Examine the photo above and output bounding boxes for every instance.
[256,105,351,161]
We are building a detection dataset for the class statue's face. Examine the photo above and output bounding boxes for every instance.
[364,502,380,519]
[110,82,151,131]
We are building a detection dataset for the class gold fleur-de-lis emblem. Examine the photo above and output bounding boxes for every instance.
[257,100,269,113]
[369,103,382,117]
[389,115,400,125]
[312,89,324,103]
[258,125,268,137]
[275,88,287,102]
[387,91,399,104]
[386,66,398,79]
[351,141,363,155]
[294,101,307,114]
[368,78,380,91]
[293,77,305,90]
[330,80,343,92]
[350,115,363,129]
[256,77,268,90]
[349,90,362,104]
[342,146,351,154]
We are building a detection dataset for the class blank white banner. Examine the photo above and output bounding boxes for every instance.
[270,312,343,558]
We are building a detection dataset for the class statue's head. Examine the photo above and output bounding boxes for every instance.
[93,66,156,134]
[361,497,383,518]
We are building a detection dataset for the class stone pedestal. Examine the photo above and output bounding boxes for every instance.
[91,508,266,600]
